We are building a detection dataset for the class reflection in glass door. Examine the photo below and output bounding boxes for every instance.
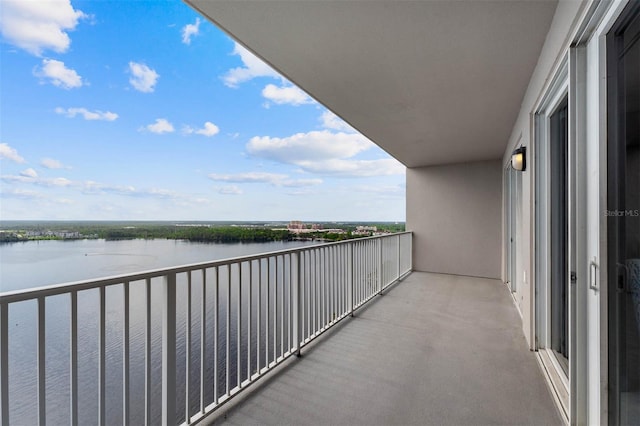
[608,3,640,424]
[550,96,569,374]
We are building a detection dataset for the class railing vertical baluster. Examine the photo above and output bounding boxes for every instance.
[309,251,314,334]
[213,267,218,405]
[69,292,78,426]
[320,249,324,327]
[329,247,332,322]
[201,269,206,412]
[144,279,151,426]
[397,234,401,280]
[350,243,355,316]
[371,240,375,296]
[237,263,242,389]
[296,252,302,357]
[312,250,317,333]
[266,259,270,367]
[280,257,284,357]
[225,266,230,396]
[123,282,130,425]
[274,256,278,361]
[329,247,333,323]
[0,302,8,426]
[355,242,360,307]
[379,239,383,294]
[305,253,308,339]
[288,254,292,352]
[162,273,177,426]
[37,297,46,426]
[365,241,369,299]
[248,261,252,380]
[359,242,362,304]
[316,250,320,333]
[256,261,261,373]
[185,272,192,423]
[340,244,349,314]
[338,247,341,318]
[98,287,106,426]
[367,241,370,298]
[324,248,328,326]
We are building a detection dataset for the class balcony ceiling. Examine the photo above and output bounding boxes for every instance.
[186,0,557,168]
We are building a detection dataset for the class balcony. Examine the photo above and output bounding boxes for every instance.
[0,232,560,425]
[209,271,562,425]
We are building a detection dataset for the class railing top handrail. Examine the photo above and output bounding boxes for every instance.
[0,231,412,304]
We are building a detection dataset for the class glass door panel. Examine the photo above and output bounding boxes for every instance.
[550,97,569,374]
[608,3,640,424]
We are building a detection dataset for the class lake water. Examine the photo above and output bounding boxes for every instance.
[0,238,319,425]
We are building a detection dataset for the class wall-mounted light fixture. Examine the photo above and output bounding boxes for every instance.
[511,146,526,171]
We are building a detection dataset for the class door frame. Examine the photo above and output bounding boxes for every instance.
[533,56,571,419]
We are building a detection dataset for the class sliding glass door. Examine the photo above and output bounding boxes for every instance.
[608,3,640,424]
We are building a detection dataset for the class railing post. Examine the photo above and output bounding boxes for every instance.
[350,243,355,317]
[123,282,130,426]
[296,252,302,357]
[99,287,106,426]
[397,234,401,281]
[70,293,78,426]
[378,238,383,294]
[37,297,46,426]
[1,303,9,426]
[162,273,177,426]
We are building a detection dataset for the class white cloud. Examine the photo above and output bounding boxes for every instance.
[128,62,159,93]
[321,110,355,132]
[209,172,287,184]
[222,42,280,87]
[2,174,72,187]
[280,178,323,187]
[183,121,220,137]
[218,185,243,195]
[1,188,44,199]
[246,130,405,177]
[55,107,118,121]
[0,143,25,163]
[0,0,86,56]
[295,158,405,177]
[35,59,83,89]
[141,118,174,134]
[20,168,38,178]
[208,172,322,187]
[40,158,70,169]
[181,18,200,45]
[247,131,372,164]
[262,84,313,106]
[353,184,406,195]
[1,173,188,201]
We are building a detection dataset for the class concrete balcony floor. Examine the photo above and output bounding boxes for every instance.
[206,272,562,425]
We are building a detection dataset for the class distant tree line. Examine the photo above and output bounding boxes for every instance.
[0,222,406,244]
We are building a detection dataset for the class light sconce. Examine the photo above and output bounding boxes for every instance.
[511,146,526,171]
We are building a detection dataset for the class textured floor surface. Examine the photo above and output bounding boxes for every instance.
[205,271,563,426]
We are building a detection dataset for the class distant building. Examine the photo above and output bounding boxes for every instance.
[353,226,377,236]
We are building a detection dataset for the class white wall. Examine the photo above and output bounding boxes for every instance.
[406,160,502,279]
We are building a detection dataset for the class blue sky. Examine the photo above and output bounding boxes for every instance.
[0,0,405,222]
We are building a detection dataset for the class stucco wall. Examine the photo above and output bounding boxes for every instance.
[407,160,502,279]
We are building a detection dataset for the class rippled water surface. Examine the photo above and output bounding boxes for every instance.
[1,239,317,425]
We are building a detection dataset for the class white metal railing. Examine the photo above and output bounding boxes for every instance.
[0,232,412,426]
